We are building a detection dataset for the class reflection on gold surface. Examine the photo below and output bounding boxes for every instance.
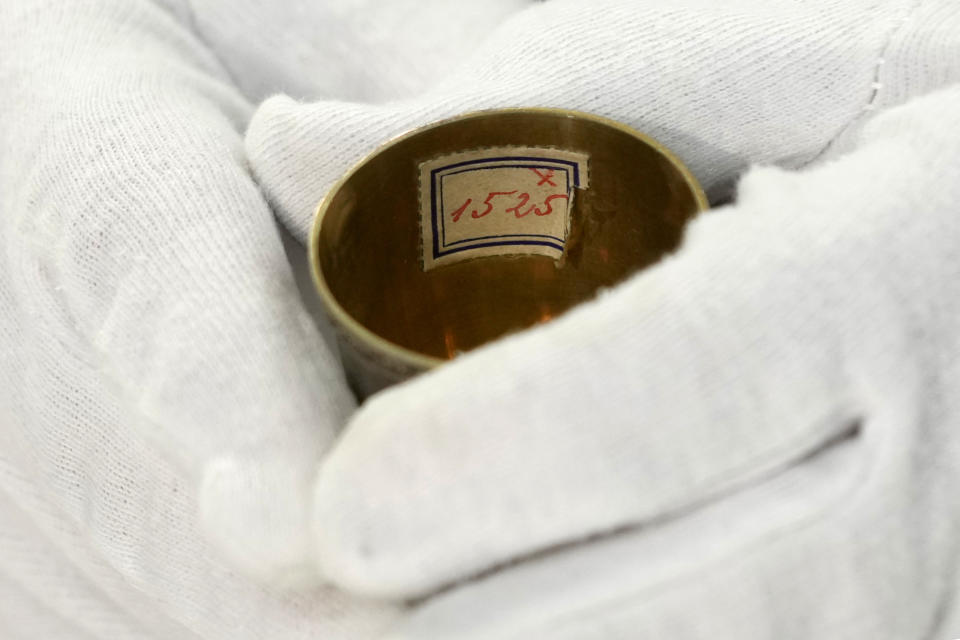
[443,328,457,360]
[538,304,553,324]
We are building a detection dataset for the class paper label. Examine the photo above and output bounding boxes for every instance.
[418,147,590,270]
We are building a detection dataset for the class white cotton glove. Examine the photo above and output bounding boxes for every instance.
[244,0,960,637]
[0,0,530,637]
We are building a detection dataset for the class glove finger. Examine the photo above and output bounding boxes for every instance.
[1,1,352,586]
[246,0,908,242]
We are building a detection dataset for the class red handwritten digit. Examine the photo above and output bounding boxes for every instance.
[451,198,471,222]
[506,192,534,218]
[473,190,517,218]
[533,193,568,216]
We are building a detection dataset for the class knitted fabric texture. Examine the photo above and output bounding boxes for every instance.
[2,0,960,638]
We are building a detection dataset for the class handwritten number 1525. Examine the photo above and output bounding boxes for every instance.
[451,191,568,222]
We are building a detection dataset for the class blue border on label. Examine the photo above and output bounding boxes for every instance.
[431,155,582,260]
[440,166,569,246]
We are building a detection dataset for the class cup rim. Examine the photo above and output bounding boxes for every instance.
[309,107,709,372]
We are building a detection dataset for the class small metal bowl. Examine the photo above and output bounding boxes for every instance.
[310,108,708,399]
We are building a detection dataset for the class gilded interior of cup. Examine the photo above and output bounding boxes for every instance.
[310,109,707,373]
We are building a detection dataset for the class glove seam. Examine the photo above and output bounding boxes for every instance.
[800,0,926,168]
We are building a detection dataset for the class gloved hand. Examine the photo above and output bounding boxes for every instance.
[244,0,960,638]
[0,0,529,637]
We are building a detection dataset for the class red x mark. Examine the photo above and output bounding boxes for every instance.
[531,168,557,187]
